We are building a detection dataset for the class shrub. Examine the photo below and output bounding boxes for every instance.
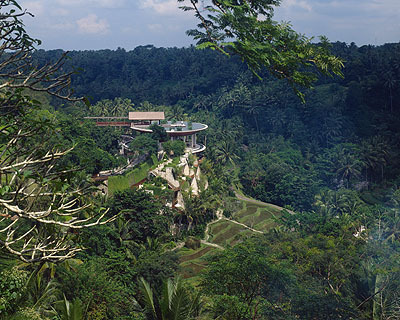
[185,237,201,249]
[129,135,158,156]
[8,308,43,320]
[163,140,185,157]
[0,267,28,317]
[149,124,167,142]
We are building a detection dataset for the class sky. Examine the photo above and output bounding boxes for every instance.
[19,0,400,51]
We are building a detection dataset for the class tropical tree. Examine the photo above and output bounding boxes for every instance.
[383,71,397,113]
[360,206,400,320]
[179,0,344,101]
[336,152,362,188]
[138,277,202,320]
[130,134,159,157]
[91,98,135,117]
[55,295,86,320]
[139,101,157,112]
[168,104,186,121]
[108,189,172,244]
[360,139,379,184]
[0,1,113,262]
[213,139,239,165]
[360,136,389,183]
[244,103,262,135]
[150,124,168,142]
[0,266,28,317]
[25,268,60,318]
[91,99,113,117]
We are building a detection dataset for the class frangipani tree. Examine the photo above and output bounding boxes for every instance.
[0,0,114,263]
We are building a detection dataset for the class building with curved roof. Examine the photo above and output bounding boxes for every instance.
[131,120,208,154]
[86,111,207,154]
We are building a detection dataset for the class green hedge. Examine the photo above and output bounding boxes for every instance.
[108,156,159,196]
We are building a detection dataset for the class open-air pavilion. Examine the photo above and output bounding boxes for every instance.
[85,111,207,153]
[129,112,207,154]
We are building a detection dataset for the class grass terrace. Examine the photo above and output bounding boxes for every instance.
[108,155,159,196]
[178,197,283,281]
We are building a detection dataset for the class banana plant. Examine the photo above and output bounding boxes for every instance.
[138,276,202,320]
[55,294,88,320]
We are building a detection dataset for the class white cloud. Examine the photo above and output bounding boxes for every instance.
[18,0,400,49]
[56,0,125,8]
[95,0,125,8]
[76,14,110,34]
[281,0,312,12]
[21,1,45,16]
[147,23,163,31]
[275,0,400,45]
[52,22,75,31]
[141,0,182,15]
[56,0,84,6]
[51,8,69,16]
[363,0,400,16]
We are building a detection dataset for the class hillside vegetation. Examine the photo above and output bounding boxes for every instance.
[3,29,400,319]
[178,197,283,282]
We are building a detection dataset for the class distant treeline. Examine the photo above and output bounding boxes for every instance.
[32,42,400,209]
[33,45,248,105]
[33,42,400,110]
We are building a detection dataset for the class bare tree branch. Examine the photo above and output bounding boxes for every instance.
[0,1,114,263]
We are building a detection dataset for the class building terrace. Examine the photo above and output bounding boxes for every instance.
[85,111,207,154]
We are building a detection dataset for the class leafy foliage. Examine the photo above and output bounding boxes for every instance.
[130,135,159,156]
[0,267,28,317]
[137,276,202,320]
[162,140,186,157]
[179,0,344,100]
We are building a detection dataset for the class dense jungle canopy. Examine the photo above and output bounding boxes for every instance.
[2,0,400,319]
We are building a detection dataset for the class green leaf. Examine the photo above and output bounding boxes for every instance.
[23,170,33,178]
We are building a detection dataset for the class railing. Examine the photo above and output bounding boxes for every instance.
[96,122,131,126]
[190,143,206,153]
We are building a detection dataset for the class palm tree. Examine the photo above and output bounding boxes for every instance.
[92,99,113,116]
[336,152,362,188]
[168,105,186,121]
[244,104,262,135]
[214,140,239,166]
[361,136,389,182]
[140,101,156,111]
[383,71,397,113]
[25,259,83,318]
[371,136,389,181]
[360,140,378,183]
[138,277,202,320]
[323,111,345,147]
[193,94,213,112]
[110,98,135,116]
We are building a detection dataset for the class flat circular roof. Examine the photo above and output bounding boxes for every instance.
[132,121,208,136]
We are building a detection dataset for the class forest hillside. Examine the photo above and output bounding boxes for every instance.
[2,10,400,317]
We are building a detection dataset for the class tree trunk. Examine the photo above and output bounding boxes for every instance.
[373,273,384,320]
[253,114,260,136]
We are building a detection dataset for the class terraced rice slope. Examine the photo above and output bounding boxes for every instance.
[178,198,284,280]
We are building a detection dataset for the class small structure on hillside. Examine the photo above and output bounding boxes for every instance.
[128,111,165,125]
[85,111,207,154]
[191,176,199,196]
